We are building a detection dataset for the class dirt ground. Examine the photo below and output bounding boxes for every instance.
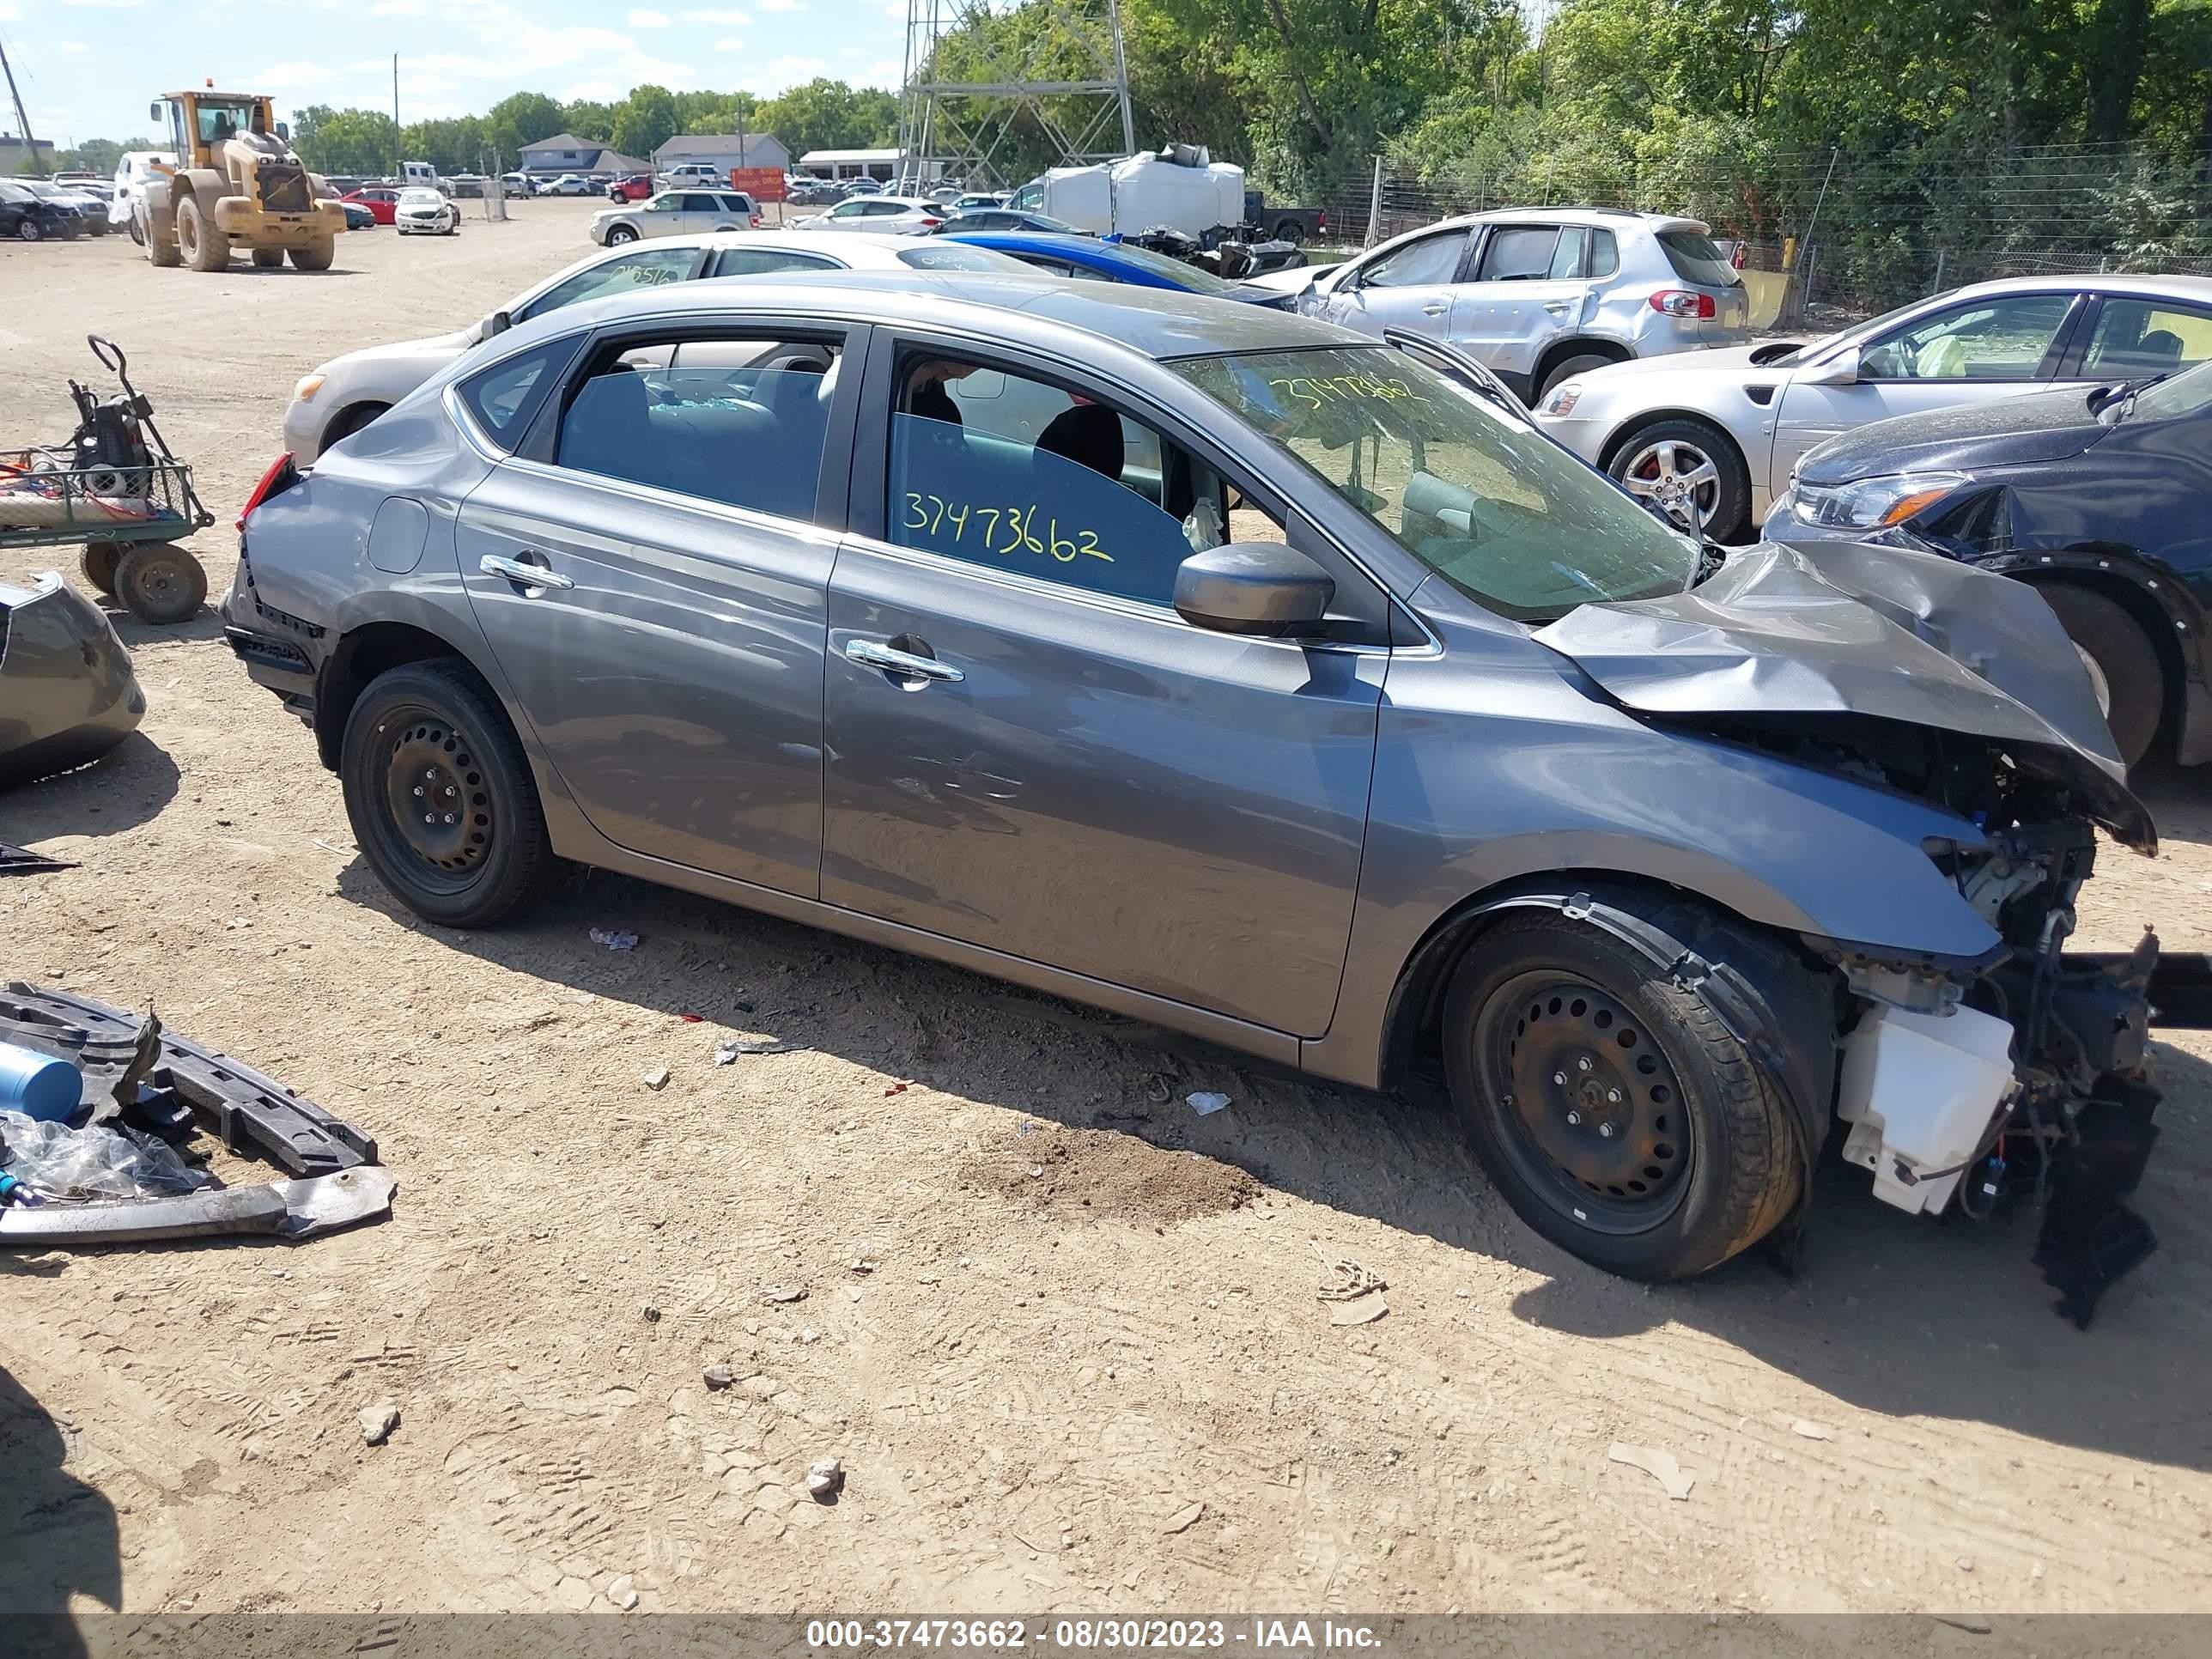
[3,198,2211,1621]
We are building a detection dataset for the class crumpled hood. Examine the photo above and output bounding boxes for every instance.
[1533,540,2154,852]
[1798,384,2112,484]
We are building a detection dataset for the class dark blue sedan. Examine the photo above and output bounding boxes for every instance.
[939,229,1291,306]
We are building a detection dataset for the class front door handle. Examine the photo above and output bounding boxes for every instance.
[479,552,574,591]
[1420,302,1449,316]
[845,638,963,684]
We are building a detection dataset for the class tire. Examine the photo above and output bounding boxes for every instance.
[252,247,285,269]
[17,219,40,242]
[1538,351,1620,400]
[2040,584,2162,767]
[340,659,557,929]
[177,197,228,271]
[80,543,122,596]
[145,211,180,267]
[1442,908,1802,1281]
[112,544,208,624]
[289,240,334,270]
[1271,220,1304,246]
[605,225,637,246]
[127,213,146,246]
[1608,416,1750,541]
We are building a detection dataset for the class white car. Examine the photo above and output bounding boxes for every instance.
[1533,272,2212,539]
[592,190,759,246]
[394,188,459,236]
[280,230,1032,461]
[536,174,592,197]
[108,149,179,238]
[793,195,946,234]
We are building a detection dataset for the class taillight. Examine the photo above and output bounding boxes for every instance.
[1650,289,1717,319]
[1317,208,1327,233]
[239,453,299,532]
[750,213,762,228]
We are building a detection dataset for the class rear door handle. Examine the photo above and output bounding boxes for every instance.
[845,638,963,684]
[479,552,574,591]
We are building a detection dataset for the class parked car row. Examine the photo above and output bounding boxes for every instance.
[0,179,113,241]
[225,253,2180,1317]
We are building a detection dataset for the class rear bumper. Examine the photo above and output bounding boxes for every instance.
[0,573,145,790]
[218,545,320,726]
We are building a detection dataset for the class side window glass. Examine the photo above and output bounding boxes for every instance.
[1549,226,1590,280]
[1860,295,2074,381]
[710,247,831,276]
[2081,300,2212,377]
[1588,228,1619,278]
[459,337,580,447]
[1361,231,1467,289]
[516,246,698,322]
[555,334,841,520]
[1477,226,1561,282]
[885,354,1202,607]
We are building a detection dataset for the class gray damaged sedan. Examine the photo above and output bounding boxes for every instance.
[222,274,2166,1311]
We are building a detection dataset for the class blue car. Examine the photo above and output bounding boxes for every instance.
[940,230,1291,306]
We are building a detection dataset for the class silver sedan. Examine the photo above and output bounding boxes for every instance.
[218,274,2160,1304]
[1533,273,2212,539]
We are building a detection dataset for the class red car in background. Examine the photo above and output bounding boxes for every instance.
[606,174,655,203]
[342,187,398,225]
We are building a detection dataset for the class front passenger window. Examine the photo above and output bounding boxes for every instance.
[554,333,842,520]
[1359,231,1468,289]
[886,353,1233,607]
[1859,295,2073,381]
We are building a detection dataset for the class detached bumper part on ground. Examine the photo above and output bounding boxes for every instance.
[0,573,145,790]
[0,983,392,1247]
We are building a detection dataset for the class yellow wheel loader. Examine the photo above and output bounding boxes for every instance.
[138,88,346,272]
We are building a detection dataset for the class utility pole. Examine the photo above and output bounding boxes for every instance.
[392,54,400,181]
[0,33,40,172]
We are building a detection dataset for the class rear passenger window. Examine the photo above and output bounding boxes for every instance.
[459,337,581,446]
[1477,226,1560,282]
[554,334,841,520]
[1549,226,1589,280]
[886,352,1235,608]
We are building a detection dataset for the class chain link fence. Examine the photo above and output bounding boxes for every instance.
[1314,143,2212,325]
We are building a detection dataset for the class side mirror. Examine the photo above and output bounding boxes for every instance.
[275,121,289,143]
[149,100,162,122]
[1173,542,1335,638]
[487,311,513,337]
[1802,352,1858,386]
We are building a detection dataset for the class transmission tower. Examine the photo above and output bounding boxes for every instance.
[897,0,1135,191]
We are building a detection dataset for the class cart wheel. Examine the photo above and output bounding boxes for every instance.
[80,543,122,597]
[113,544,208,624]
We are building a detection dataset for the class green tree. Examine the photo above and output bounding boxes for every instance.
[755,79,898,158]
[485,91,568,163]
[562,100,615,143]
[611,84,681,160]
[292,106,401,176]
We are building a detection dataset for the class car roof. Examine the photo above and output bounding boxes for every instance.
[539,268,1370,361]
[1934,271,2212,302]
[1419,206,1708,235]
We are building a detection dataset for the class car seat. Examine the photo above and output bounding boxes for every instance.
[2134,329,2185,371]
[1035,403,1124,482]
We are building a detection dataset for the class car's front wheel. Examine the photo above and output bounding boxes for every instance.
[1609,417,1749,541]
[605,225,637,246]
[341,659,557,928]
[2040,584,2163,767]
[1443,908,1802,1280]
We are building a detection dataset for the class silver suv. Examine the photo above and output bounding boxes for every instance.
[1300,208,1751,402]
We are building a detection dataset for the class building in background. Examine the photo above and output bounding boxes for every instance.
[799,148,939,184]
[514,133,650,179]
[1,134,57,173]
[653,134,792,179]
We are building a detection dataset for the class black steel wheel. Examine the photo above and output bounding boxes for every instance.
[1474,972,1693,1232]
[112,544,208,623]
[340,659,556,927]
[1443,907,1802,1280]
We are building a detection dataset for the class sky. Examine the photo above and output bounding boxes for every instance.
[0,0,915,149]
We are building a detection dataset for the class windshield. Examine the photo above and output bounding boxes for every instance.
[2130,359,2212,421]
[1099,240,1242,295]
[399,190,442,205]
[194,100,260,144]
[1170,346,1701,619]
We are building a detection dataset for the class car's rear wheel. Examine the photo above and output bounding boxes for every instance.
[1610,417,1749,541]
[1538,352,1620,400]
[2040,584,2162,767]
[1443,908,1801,1280]
[177,197,228,271]
[127,213,146,246]
[341,659,556,928]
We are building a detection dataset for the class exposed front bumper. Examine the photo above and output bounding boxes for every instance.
[0,572,145,789]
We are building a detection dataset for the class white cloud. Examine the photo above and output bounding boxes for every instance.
[768,55,828,80]
[713,37,746,52]
[59,40,88,52]
[61,0,144,8]
[686,5,750,21]
[757,0,800,10]
[860,58,903,88]
[629,7,669,23]
[368,0,422,12]
[0,2,21,18]
[881,0,903,14]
